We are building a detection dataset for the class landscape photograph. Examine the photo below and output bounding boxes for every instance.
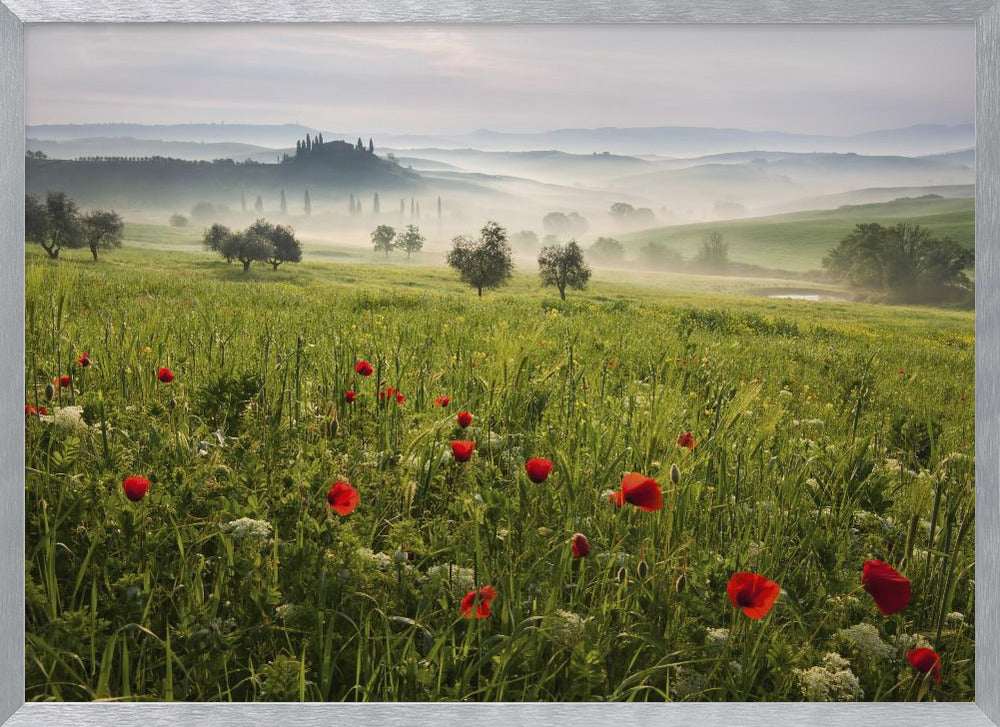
[23,24,975,702]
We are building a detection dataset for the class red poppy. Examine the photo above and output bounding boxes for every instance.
[571,533,590,558]
[77,352,91,367]
[525,457,553,483]
[396,392,405,404]
[434,396,451,407]
[355,360,374,377]
[122,475,151,502]
[610,472,663,512]
[908,648,942,683]
[457,410,473,428]
[862,560,911,616]
[157,367,174,383]
[727,571,781,620]
[460,585,497,619]
[327,481,359,516]
[451,440,475,462]
[379,386,397,402]
[345,390,357,403]
[25,403,48,417]
[676,432,697,450]
[59,375,72,388]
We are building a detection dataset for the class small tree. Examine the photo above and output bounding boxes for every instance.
[538,240,591,300]
[254,196,263,214]
[511,230,539,250]
[373,193,380,215]
[304,189,311,215]
[82,209,124,261]
[640,241,683,270]
[589,236,625,263]
[694,230,729,272]
[248,219,302,270]
[395,225,424,260]
[25,194,49,252]
[371,224,397,258]
[169,213,188,228]
[203,223,234,261]
[446,221,514,297]
[280,189,287,214]
[223,230,275,272]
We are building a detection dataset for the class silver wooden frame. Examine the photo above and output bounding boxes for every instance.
[1,3,997,725]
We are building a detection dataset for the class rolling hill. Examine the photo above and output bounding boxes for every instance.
[620,196,975,272]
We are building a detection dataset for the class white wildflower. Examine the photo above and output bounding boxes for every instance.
[795,653,864,701]
[549,610,590,647]
[705,627,730,652]
[220,517,272,542]
[426,563,476,591]
[357,547,394,569]
[840,622,893,660]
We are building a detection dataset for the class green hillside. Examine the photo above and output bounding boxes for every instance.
[622,197,974,271]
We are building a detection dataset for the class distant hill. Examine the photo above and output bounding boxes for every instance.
[620,197,975,272]
[765,184,974,214]
[25,138,423,212]
[27,122,975,157]
[26,136,284,163]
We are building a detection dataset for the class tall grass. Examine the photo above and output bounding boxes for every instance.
[24,249,974,701]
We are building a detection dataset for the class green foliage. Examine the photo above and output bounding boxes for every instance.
[395,225,425,260]
[824,223,974,305]
[694,230,729,273]
[371,225,397,258]
[589,237,625,263]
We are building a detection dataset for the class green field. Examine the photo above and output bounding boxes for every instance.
[622,197,975,272]
[25,246,974,702]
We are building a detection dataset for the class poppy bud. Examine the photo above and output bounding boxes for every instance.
[44,383,55,401]
[675,573,687,592]
[326,419,339,438]
[636,559,649,579]
[670,464,680,485]
[571,533,590,558]
[616,567,629,583]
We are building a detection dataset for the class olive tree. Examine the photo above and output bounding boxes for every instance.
[537,239,591,300]
[395,224,424,260]
[446,221,514,297]
[82,210,125,261]
[248,219,303,270]
[371,224,396,258]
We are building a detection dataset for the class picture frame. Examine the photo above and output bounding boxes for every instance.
[1,2,998,725]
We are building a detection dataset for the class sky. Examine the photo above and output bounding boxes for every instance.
[25,24,975,136]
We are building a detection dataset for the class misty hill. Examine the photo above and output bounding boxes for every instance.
[26,122,974,157]
[26,123,320,147]
[382,147,650,185]
[620,196,974,272]
[765,184,974,214]
[27,136,284,163]
[918,148,975,166]
[25,138,422,213]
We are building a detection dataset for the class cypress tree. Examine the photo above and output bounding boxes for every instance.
[306,134,312,151]
[349,194,355,215]
[304,189,311,215]
[280,189,287,214]
[373,192,380,214]
[368,138,374,154]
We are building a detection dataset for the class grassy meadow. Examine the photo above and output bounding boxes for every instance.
[24,244,974,702]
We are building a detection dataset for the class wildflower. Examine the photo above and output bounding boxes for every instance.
[451,440,475,462]
[140,346,152,355]
[77,352,91,367]
[327,481,359,516]
[344,390,356,403]
[908,648,942,683]
[862,560,911,615]
[670,463,680,485]
[676,432,697,450]
[839,622,893,660]
[727,571,780,619]
[457,410,473,428]
[610,472,662,512]
[433,396,451,407]
[946,611,965,626]
[157,367,174,383]
[355,360,374,376]
[571,532,590,558]
[220,517,272,542]
[795,654,864,701]
[525,457,553,483]
[550,609,589,646]
[705,627,730,652]
[122,475,151,502]
[460,585,497,619]
[59,375,72,388]
[25,403,49,417]
[426,563,475,591]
